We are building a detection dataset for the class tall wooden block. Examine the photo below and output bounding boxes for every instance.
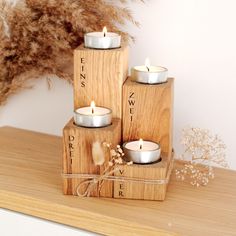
[114,153,173,201]
[74,44,129,119]
[63,118,121,197]
[123,77,174,157]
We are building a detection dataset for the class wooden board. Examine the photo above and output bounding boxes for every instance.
[74,44,129,119]
[0,127,236,236]
[63,118,121,197]
[123,77,174,158]
[114,153,173,200]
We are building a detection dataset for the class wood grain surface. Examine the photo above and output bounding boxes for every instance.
[114,153,173,200]
[123,78,174,159]
[63,118,121,197]
[0,127,236,236]
[74,44,128,119]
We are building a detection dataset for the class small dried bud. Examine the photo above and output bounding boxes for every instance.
[92,141,105,166]
[110,149,116,157]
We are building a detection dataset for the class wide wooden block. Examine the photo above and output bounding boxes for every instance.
[74,44,129,119]
[123,77,174,158]
[114,153,173,201]
[63,118,121,197]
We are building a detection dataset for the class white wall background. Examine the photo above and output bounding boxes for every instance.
[1,0,236,234]
[1,0,235,169]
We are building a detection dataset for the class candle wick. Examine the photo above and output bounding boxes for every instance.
[104,32,106,37]
[146,66,150,72]
[92,108,94,114]
[139,144,142,150]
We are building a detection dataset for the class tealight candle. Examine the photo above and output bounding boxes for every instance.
[131,58,168,84]
[74,101,112,128]
[123,139,161,164]
[84,26,121,49]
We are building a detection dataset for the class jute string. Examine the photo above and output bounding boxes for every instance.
[62,159,174,197]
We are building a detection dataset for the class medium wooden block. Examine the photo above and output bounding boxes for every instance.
[114,153,173,201]
[74,44,129,119]
[123,77,174,158]
[63,118,121,197]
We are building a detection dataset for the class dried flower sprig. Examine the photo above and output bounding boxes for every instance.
[77,141,132,197]
[92,141,105,166]
[175,127,228,187]
[97,142,132,194]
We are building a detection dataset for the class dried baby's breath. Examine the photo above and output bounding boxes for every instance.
[175,127,228,187]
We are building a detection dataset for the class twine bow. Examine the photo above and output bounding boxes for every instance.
[76,168,118,197]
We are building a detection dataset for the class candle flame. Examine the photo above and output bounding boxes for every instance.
[139,138,143,150]
[91,101,95,114]
[145,58,150,72]
[103,26,107,37]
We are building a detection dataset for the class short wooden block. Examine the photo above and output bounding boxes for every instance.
[74,44,129,119]
[63,118,121,197]
[123,77,174,158]
[114,153,173,201]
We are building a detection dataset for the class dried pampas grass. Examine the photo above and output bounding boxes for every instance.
[0,0,143,105]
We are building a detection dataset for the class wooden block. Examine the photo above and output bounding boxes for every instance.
[63,118,121,197]
[123,77,174,158]
[114,153,173,201]
[74,44,129,119]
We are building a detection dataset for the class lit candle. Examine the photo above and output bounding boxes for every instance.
[123,139,161,164]
[84,26,121,49]
[74,101,112,128]
[131,58,168,84]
